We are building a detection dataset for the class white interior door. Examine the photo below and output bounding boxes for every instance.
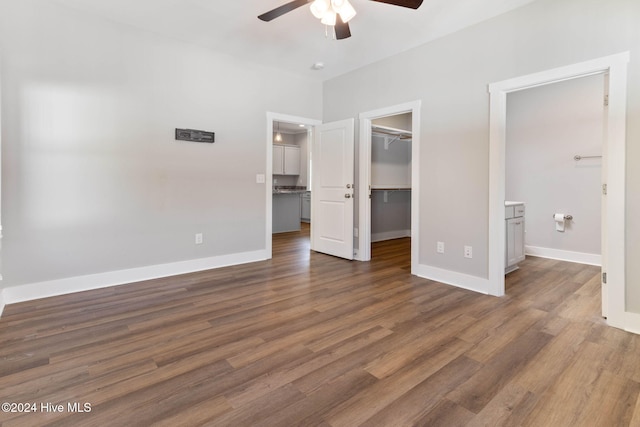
[311,119,355,260]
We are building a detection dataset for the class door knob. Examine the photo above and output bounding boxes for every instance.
[346,184,352,189]
[345,194,351,199]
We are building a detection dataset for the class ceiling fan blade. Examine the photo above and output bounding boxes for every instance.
[258,0,313,22]
[334,16,351,40]
[368,0,424,9]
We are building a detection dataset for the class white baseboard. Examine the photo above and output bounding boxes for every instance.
[0,290,5,317]
[525,245,601,266]
[413,263,490,295]
[1,249,269,306]
[625,311,640,335]
[371,229,411,243]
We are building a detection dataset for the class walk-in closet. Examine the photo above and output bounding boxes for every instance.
[370,113,412,245]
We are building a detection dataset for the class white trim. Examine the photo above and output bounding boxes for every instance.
[265,112,322,260]
[0,290,5,317]
[1,249,268,305]
[357,117,372,261]
[357,101,421,270]
[488,53,629,331]
[371,229,411,243]
[414,263,490,295]
[625,312,640,335]
[525,246,601,266]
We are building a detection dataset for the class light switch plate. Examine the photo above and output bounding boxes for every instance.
[256,174,266,184]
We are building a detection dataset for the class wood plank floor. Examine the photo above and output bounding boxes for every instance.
[1,224,640,426]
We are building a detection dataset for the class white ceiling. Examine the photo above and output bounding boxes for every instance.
[53,0,536,81]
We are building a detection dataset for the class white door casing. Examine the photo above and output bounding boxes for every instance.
[358,101,421,271]
[311,119,355,260]
[601,74,610,318]
[266,112,322,259]
[488,52,628,330]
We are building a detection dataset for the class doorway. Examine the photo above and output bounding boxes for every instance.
[488,52,629,329]
[358,101,421,273]
[505,74,605,273]
[266,113,321,259]
[369,114,412,249]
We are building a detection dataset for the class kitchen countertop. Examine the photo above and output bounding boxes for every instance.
[273,186,309,194]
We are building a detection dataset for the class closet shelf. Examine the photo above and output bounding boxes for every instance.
[371,185,411,190]
[372,125,412,149]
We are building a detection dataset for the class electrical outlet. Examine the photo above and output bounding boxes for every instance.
[256,174,265,184]
[437,241,445,254]
[195,233,203,245]
[464,245,473,258]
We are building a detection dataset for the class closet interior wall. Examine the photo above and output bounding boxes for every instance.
[371,114,412,243]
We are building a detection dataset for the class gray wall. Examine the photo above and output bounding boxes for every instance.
[506,74,604,256]
[371,134,411,241]
[0,0,321,288]
[323,0,640,310]
[370,114,412,241]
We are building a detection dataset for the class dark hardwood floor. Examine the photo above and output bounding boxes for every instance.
[1,224,639,426]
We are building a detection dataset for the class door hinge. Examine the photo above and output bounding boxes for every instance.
[602,272,607,284]
[602,183,607,195]
[604,94,609,106]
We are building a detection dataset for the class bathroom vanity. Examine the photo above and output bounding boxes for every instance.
[505,201,526,274]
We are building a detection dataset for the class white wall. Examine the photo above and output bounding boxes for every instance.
[0,1,321,293]
[506,74,604,259]
[323,0,640,309]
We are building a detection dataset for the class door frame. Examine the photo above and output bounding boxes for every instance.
[358,101,421,273]
[266,112,321,259]
[488,52,629,329]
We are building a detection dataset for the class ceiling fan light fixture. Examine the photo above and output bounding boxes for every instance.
[331,0,346,12]
[320,10,337,26]
[338,0,356,23]
[310,0,330,19]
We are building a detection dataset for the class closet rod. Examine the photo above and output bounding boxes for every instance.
[372,129,412,139]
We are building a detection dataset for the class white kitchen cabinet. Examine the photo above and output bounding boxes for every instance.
[505,202,525,273]
[273,144,300,175]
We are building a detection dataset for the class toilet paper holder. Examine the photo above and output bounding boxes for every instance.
[553,214,573,220]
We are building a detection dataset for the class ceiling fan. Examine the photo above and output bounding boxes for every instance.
[258,0,424,40]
